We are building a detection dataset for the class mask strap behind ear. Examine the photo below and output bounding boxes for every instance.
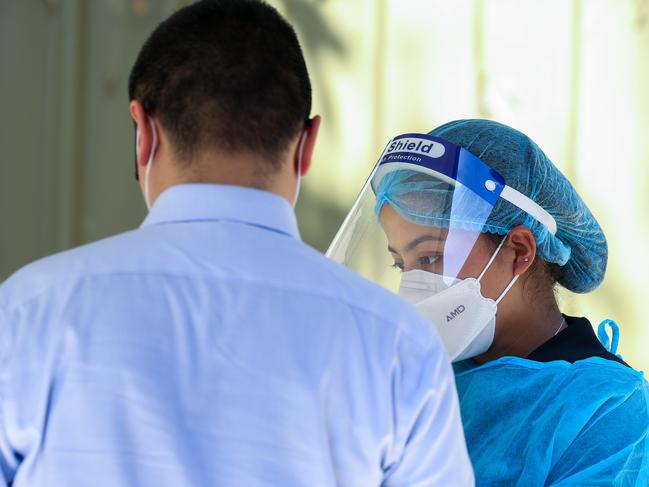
[143,116,158,210]
[297,129,307,171]
[477,236,507,281]
[477,235,519,304]
[293,129,308,206]
[495,275,519,304]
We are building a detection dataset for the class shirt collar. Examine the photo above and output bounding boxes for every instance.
[526,315,629,367]
[141,183,301,240]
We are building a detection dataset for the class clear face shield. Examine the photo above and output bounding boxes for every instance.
[327,133,514,291]
[327,133,558,361]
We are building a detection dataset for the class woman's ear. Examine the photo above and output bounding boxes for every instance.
[507,225,537,276]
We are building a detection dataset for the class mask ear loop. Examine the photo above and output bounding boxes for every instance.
[495,275,519,305]
[293,129,308,206]
[476,235,519,305]
[143,116,158,210]
[477,236,507,281]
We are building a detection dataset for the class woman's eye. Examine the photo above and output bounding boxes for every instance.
[391,262,404,271]
[419,255,440,266]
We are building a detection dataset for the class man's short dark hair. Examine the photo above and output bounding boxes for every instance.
[128,0,312,174]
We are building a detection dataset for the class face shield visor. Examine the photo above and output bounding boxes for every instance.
[326,133,557,294]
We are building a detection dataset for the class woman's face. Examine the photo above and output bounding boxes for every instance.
[379,204,514,301]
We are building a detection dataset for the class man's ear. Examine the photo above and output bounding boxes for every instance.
[295,115,321,176]
[129,100,154,168]
[508,225,537,276]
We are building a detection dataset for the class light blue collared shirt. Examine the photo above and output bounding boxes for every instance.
[0,184,472,486]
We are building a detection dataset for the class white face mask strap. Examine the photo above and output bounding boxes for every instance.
[477,236,508,281]
[495,274,519,304]
[475,234,520,305]
[293,129,308,207]
[143,116,158,210]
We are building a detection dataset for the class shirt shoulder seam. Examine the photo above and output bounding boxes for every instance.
[1,270,435,352]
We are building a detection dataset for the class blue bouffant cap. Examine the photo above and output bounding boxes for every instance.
[374,119,607,293]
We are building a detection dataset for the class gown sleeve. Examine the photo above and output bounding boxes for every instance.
[547,378,649,486]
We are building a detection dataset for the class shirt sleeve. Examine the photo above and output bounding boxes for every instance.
[381,322,474,487]
[547,380,649,486]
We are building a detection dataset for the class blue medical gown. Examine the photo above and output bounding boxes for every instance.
[454,357,649,486]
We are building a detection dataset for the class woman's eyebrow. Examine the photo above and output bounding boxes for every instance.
[388,235,443,254]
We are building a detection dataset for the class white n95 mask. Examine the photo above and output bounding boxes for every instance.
[397,269,456,304]
[398,238,518,362]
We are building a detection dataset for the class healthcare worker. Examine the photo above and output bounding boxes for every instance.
[329,119,649,486]
[0,2,474,486]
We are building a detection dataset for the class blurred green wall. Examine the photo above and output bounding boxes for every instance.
[1,0,648,369]
[0,0,181,278]
[0,0,344,282]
